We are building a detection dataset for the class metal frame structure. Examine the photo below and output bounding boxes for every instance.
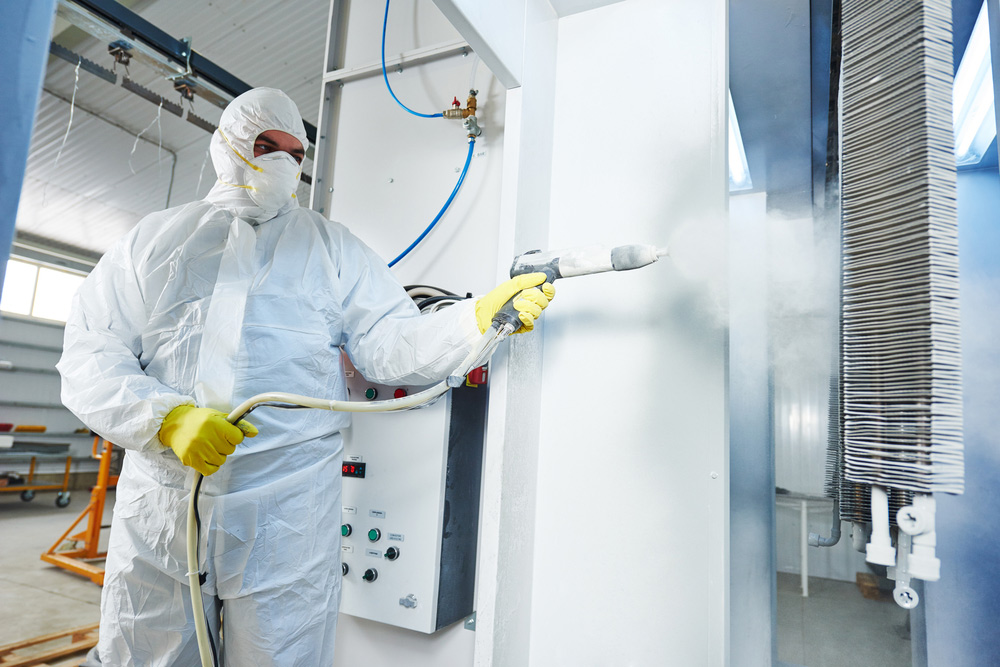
[308,0,470,213]
[40,436,119,586]
[55,0,318,144]
[0,452,72,505]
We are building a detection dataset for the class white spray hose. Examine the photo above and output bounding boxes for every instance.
[185,481,213,666]
[185,324,511,667]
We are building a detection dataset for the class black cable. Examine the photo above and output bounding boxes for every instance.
[192,475,220,667]
[416,294,468,311]
[404,284,459,296]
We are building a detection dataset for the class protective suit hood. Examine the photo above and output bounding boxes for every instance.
[205,88,309,223]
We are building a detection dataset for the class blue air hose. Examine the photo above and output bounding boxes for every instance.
[389,138,475,267]
[382,0,443,118]
[381,0,474,267]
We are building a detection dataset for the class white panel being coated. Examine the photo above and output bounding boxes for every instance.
[528,1,728,665]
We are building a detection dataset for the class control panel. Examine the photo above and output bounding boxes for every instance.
[339,357,489,633]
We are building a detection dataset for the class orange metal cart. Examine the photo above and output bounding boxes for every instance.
[40,436,119,585]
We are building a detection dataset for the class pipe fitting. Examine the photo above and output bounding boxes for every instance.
[809,497,842,547]
[442,89,479,120]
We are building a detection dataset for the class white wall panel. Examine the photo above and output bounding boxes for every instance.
[729,192,777,664]
[325,54,505,294]
[324,2,506,665]
[432,0,526,87]
[769,213,836,498]
[773,359,830,496]
[767,209,845,582]
[528,1,729,665]
[472,2,560,663]
[341,0,463,71]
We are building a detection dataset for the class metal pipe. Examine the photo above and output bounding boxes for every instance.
[0,400,66,410]
[164,149,177,208]
[800,499,809,597]
[0,363,61,376]
[808,496,842,547]
[0,340,63,353]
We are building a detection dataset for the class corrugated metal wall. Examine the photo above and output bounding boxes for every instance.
[768,213,869,582]
[0,317,94,470]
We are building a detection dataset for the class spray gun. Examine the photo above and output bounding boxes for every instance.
[493,243,668,331]
[446,243,668,387]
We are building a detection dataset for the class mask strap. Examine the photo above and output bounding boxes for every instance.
[218,129,263,172]
[217,179,255,191]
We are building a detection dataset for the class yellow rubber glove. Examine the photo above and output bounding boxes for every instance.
[475,272,556,334]
[158,405,258,476]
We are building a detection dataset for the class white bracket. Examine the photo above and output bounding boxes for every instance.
[884,493,939,608]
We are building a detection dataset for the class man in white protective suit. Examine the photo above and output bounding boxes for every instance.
[58,87,554,666]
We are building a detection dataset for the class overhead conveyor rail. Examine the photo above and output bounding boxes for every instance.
[54,0,318,145]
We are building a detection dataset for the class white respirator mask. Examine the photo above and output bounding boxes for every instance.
[245,152,301,211]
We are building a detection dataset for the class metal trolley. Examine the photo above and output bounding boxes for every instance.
[0,449,73,507]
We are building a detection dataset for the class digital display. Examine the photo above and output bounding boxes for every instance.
[342,461,366,478]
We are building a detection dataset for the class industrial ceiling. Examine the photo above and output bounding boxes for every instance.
[18,0,329,261]
[14,0,993,263]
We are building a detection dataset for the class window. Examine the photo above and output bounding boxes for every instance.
[954,0,995,166]
[1,258,86,324]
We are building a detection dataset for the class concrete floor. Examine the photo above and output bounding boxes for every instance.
[777,571,912,667]
[0,489,112,646]
[2,490,913,665]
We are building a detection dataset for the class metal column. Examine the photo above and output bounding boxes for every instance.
[0,0,57,296]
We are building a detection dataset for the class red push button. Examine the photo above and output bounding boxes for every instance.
[393,388,407,399]
[466,366,488,386]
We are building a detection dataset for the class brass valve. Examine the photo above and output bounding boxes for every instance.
[442,90,482,137]
[442,89,479,120]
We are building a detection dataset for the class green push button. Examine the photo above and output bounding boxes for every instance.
[341,524,352,537]
[368,528,381,542]
[364,387,378,400]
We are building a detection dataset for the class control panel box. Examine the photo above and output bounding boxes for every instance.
[339,359,489,633]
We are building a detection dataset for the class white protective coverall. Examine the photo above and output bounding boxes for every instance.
[58,88,481,666]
